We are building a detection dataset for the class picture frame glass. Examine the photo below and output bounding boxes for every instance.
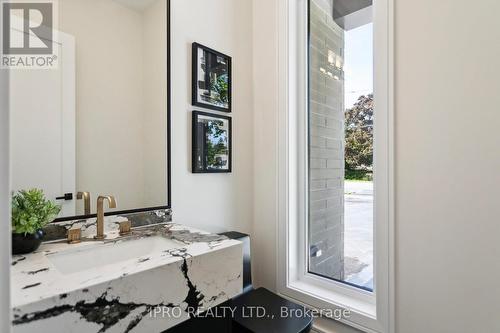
[193,113,231,172]
[195,45,231,111]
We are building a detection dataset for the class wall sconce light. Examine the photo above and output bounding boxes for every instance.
[336,57,343,70]
[327,49,343,71]
[328,50,335,65]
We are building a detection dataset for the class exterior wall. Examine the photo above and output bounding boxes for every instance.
[308,0,345,280]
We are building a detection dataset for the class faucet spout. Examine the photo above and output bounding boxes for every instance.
[95,195,117,240]
[77,191,91,215]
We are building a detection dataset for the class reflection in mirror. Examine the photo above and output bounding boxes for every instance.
[10,0,170,220]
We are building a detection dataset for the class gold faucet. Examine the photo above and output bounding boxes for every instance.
[77,191,91,215]
[95,195,117,240]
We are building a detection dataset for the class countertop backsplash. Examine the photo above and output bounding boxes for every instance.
[42,209,173,242]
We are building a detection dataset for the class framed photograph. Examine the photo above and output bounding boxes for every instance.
[192,111,232,173]
[192,43,232,112]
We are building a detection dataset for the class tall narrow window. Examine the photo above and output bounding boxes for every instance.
[279,0,391,329]
[308,0,374,291]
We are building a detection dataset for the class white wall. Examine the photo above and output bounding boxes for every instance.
[0,61,11,333]
[251,0,279,290]
[171,0,254,234]
[394,0,500,332]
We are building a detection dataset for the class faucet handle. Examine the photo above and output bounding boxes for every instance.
[67,227,81,244]
[119,220,132,236]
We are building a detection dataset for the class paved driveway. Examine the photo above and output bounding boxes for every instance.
[344,181,374,290]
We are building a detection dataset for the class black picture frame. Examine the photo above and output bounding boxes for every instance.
[192,43,232,113]
[192,111,232,173]
[53,0,172,222]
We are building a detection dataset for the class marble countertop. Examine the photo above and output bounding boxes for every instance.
[11,223,240,308]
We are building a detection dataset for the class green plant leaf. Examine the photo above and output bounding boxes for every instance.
[11,189,61,236]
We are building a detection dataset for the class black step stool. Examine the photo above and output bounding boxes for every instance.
[166,232,313,333]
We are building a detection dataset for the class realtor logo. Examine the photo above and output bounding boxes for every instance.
[1,0,58,68]
[3,2,53,54]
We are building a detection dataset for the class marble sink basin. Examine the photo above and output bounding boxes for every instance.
[47,236,181,275]
[12,222,243,333]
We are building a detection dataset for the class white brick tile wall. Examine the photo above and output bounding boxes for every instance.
[308,0,345,280]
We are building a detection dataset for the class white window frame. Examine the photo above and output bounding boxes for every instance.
[276,0,394,332]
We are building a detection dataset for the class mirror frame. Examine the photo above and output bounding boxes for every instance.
[53,0,172,222]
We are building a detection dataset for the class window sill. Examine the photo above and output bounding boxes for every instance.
[279,279,384,333]
[289,279,376,317]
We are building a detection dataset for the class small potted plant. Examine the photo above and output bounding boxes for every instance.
[12,189,61,254]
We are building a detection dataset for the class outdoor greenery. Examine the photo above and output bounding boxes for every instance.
[206,120,228,168]
[11,189,61,235]
[211,74,229,105]
[345,94,373,180]
[345,169,373,181]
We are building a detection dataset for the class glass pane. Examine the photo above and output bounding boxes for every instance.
[308,0,374,291]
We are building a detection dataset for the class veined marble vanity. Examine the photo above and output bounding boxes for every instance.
[11,212,243,333]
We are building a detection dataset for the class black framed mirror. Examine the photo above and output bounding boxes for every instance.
[9,0,172,222]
